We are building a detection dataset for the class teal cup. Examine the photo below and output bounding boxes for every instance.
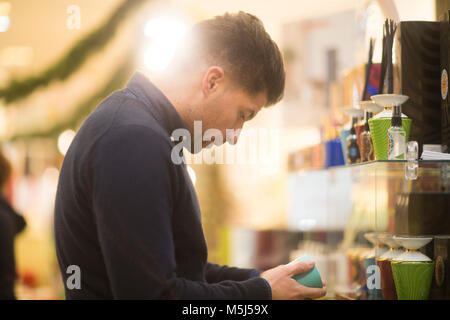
[288,254,323,288]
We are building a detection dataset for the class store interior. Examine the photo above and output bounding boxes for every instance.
[0,0,449,300]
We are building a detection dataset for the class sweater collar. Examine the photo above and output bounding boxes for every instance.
[126,71,188,136]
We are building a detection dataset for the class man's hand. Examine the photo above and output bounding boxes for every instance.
[260,260,327,300]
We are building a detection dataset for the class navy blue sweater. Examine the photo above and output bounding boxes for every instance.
[54,72,271,299]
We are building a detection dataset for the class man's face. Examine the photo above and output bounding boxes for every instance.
[189,66,267,149]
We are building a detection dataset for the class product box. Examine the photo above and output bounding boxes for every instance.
[395,21,442,154]
[394,192,450,236]
[430,235,450,299]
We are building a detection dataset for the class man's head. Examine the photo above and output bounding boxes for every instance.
[167,12,285,149]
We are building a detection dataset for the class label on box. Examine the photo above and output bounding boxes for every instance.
[442,69,448,100]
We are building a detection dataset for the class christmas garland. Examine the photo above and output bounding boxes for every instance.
[0,0,146,104]
[9,53,136,141]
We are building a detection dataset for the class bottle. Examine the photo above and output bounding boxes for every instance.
[360,112,374,162]
[347,117,361,164]
[388,105,406,160]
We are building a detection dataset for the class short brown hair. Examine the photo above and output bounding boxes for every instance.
[0,149,11,189]
[183,12,285,107]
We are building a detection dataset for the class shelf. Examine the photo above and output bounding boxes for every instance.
[292,160,450,178]
[287,160,450,233]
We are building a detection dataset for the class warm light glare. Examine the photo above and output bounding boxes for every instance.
[187,165,196,186]
[297,219,317,231]
[0,2,11,15]
[58,129,76,156]
[0,15,9,32]
[365,2,384,63]
[144,18,187,72]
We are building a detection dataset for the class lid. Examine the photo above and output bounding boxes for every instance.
[372,109,409,119]
[364,232,381,246]
[370,94,409,107]
[378,233,402,249]
[392,236,433,262]
[393,236,433,250]
[364,232,389,257]
[363,248,376,258]
[380,248,404,260]
[342,107,364,118]
[375,246,389,258]
[393,251,432,262]
[360,101,383,114]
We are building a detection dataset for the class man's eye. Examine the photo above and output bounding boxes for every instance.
[240,112,246,121]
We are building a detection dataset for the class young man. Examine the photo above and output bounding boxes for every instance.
[54,11,326,300]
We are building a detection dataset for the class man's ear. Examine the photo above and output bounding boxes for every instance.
[202,66,224,97]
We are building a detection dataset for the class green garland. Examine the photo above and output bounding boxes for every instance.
[0,0,147,104]
[9,53,136,141]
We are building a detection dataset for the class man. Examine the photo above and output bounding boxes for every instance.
[54,11,326,299]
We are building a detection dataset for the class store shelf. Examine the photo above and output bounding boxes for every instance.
[287,160,450,232]
[294,159,450,173]
[286,159,450,299]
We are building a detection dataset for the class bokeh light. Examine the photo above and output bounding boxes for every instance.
[57,130,76,156]
[143,18,187,72]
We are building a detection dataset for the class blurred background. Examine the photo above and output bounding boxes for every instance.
[0,0,446,299]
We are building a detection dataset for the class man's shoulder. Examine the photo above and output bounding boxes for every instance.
[89,120,179,186]
[98,122,172,154]
[89,90,164,133]
[92,112,174,168]
[80,89,172,152]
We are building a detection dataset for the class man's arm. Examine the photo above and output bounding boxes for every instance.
[205,263,262,283]
[91,125,271,299]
